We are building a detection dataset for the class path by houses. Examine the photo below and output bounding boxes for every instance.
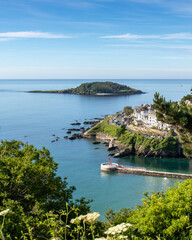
[110,104,176,138]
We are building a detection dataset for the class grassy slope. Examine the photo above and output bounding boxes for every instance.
[88,117,179,154]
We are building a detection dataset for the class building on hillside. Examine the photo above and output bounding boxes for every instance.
[185,99,192,106]
[133,104,171,130]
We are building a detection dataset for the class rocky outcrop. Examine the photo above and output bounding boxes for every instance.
[116,146,183,158]
[83,132,184,158]
[134,141,183,158]
[108,146,117,151]
[68,128,81,131]
[115,142,184,158]
[71,122,81,126]
[83,121,99,125]
[93,141,101,145]
[114,147,133,158]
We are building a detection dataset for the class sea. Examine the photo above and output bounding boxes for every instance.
[0,79,192,220]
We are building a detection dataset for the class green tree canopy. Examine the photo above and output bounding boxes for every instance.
[0,140,90,239]
[106,179,192,239]
[153,91,192,157]
[153,92,192,133]
[123,106,133,116]
[0,140,76,212]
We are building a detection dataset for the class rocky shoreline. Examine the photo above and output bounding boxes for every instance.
[49,117,184,159]
[83,132,184,158]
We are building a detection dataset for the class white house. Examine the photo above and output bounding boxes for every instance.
[133,105,171,130]
[185,99,192,106]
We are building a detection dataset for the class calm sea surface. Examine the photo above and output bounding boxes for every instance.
[0,79,192,220]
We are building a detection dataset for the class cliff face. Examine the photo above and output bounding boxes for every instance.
[84,132,184,158]
[133,142,183,158]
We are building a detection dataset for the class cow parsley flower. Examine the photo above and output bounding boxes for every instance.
[70,212,100,224]
[0,209,10,216]
[105,222,132,235]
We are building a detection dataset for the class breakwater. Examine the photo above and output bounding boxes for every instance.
[101,167,192,179]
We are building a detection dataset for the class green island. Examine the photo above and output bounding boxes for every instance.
[29,81,144,96]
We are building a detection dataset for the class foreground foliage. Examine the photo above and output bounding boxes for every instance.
[0,140,93,239]
[105,179,192,239]
[1,140,192,239]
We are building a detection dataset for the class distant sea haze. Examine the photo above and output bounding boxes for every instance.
[0,79,192,219]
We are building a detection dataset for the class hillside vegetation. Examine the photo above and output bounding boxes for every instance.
[29,81,143,95]
[154,90,192,158]
[88,117,179,157]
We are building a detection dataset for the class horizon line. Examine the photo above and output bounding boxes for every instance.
[0,78,192,80]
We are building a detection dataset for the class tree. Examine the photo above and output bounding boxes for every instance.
[123,106,133,116]
[116,124,126,137]
[105,180,192,239]
[153,92,192,157]
[0,140,90,239]
[153,92,192,133]
[0,140,75,211]
[129,180,192,239]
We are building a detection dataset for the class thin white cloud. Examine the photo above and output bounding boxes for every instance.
[101,33,157,39]
[162,33,192,40]
[31,0,102,9]
[0,38,11,42]
[107,44,192,49]
[129,0,161,3]
[106,43,192,52]
[168,2,192,15]
[0,31,71,39]
[100,32,192,40]
[106,43,192,54]
[157,56,184,60]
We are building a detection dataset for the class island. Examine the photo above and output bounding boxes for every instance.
[29,81,144,96]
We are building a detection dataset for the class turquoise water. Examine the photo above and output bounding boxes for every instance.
[0,79,192,219]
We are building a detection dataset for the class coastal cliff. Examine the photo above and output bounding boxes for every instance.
[84,118,184,158]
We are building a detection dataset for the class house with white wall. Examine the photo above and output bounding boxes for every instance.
[133,104,171,130]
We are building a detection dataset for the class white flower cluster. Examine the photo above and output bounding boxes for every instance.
[95,238,107,240]
[105,223,132,235]
[95,235,128,240]
[118,235,128,239]
[0,209,10,216]
[70,215,84,223]
[86,212,100,222]
[71,212,100,224]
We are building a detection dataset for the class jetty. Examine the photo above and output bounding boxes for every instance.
[101,162,192,179]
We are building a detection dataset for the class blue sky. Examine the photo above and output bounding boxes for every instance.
[0,0,192,79]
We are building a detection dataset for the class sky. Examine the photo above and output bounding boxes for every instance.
[0,0,192,79]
